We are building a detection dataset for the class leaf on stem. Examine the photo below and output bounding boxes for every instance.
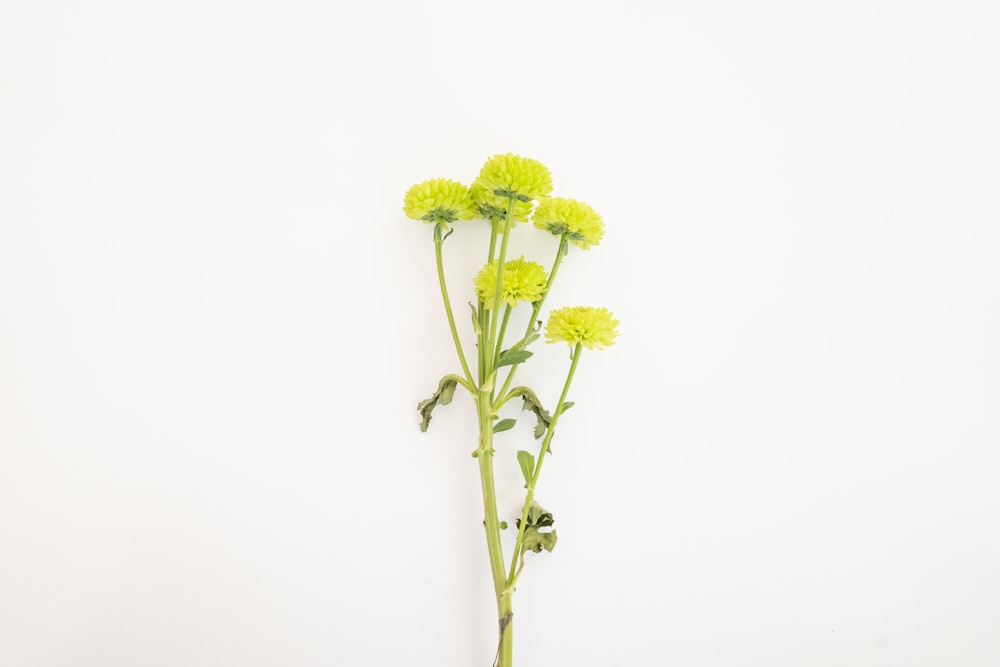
[516,450,535,485]
[416,376,459,432]
[493,418,516,433]
[516,501,558,554]
[496,349,533,368]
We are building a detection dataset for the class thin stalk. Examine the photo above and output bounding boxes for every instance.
[480,219,498,385]
[434,223,475,387]
[505,343,582,587]
[488,198,517,377]
[477,300,488,385]
[495,237,569,405]
[493,304,513,368]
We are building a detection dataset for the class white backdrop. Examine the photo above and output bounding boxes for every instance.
[2,1,998,665]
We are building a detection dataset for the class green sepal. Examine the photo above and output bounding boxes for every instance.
[516,450,535,485]
[494,418,516,434]
[417,376,458,432]
[496,349,533,368]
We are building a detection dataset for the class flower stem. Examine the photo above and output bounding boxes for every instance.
[488,198,517,380]
[478,208,517,664]
[505,342,582,587]
[493,304,513,368]
[475,386,512,665]
[495,237,568,403]
[434,223,475,387]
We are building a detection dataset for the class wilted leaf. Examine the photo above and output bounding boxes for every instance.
[416,376,458,432]
[516,501,557,554]
[511,387,552,439]
[522,528,558,553]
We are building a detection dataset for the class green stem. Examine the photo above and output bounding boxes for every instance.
[488,198,517,378]
[475,387,511,665]
[488,217,499,262]
[495,237,569,404]
[477,300,488,385]
[480,218,498,386]
[505,342,582,587]
[493,304,513,368]
[434,223,475,387]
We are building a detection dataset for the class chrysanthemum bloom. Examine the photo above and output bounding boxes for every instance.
[403,178,478,224]
[533,197,605,250]
[474,257,548,308]
[474,153,553,204]
[545,306,619,350]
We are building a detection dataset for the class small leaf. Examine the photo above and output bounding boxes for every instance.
[416,376,459,432]
[511,327,540,351]
[516,450,535,485]
[493,418,516,433]
[500,521,508,530]
[496,349,533,368]
[560,401,575,413]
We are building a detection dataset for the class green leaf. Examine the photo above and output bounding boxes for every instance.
[514,387,552,439]
[523,528,558,553]
[516,501,557,554]
[500,521,508,530]
[493,418,516,434]
[514,328,541,350]
[516,450,535,485]
[560,401,575,413]
[496,349,533,368]
[525,501,554,528]
[416,376,459,432]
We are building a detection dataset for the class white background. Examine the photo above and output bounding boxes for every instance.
[2,1,999,665]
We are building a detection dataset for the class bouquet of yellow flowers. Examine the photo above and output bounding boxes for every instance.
[404,154,618,667]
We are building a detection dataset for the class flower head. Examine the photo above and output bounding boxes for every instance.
[403,178,477,225]
[545,306,619,350]
[533,197,605,249]
[474,153,553,204]
[474,256,548,309]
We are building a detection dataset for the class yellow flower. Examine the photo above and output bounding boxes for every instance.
[474,153,553,204]
[474,257,548,308]
[533,197,605,249]
[545,306,619,350]
[403,178,477,224]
